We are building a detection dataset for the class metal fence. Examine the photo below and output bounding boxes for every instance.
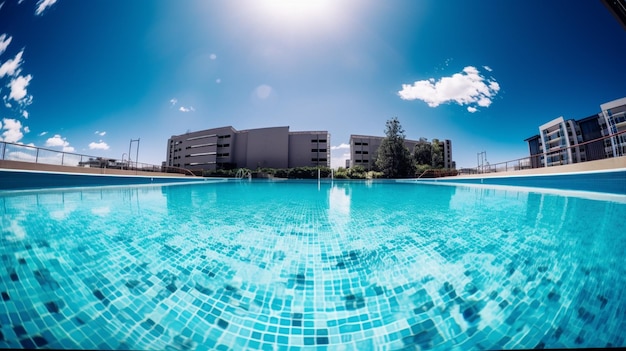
[458,129,626,175]
[0,141,194,176]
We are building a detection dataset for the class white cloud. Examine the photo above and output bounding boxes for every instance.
[23,126,29,133]
[331,143,350,150]
[89,140,109,150]
[95,130,106,136]
[35,0,57,15]
[330,143,351,169]
[0,49,24,78]
[398,66,500,112]
[0,118,24,143]
[38,131,48,136]
[467,106,477,113]
[170,98,178,106]
[8,74,32,102]
[0,34,12,56]
[179,106,195,112]
[22,110,28,118]
[210,53,217,60]
[45,134,74,152]
[483,65,492,72]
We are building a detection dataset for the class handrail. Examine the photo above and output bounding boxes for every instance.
[460,129,626,175]
[0,140,196,176]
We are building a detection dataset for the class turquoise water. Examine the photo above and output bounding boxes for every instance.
[0,180,625,350]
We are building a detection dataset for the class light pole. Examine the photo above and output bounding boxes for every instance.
[128,138,140,170]
[121,153,127,170]
[477,151,487,174]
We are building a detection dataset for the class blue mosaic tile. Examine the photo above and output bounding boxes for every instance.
[1,181,626,349]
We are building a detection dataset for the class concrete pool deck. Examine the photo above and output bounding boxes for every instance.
[0,160,203,190]
[448,155,626,180]
[415,156,626,195]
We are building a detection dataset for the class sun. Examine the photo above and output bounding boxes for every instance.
[260,0,335,19]
[249,0,344,32]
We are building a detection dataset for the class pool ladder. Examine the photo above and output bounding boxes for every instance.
[236,169,251,180]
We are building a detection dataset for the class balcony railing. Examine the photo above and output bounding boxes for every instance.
[460,129,626,175]
[0,141,195,176]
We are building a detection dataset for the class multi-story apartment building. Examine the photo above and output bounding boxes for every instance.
[349,135,453,169]
[166,126,330,171]
[600,96,626,158]
[525,96,626,168]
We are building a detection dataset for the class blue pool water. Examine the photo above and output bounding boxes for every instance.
[0,180,625,350]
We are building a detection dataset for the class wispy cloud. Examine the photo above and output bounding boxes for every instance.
[95,130,106,136]
[398,66,500,113]
[0,49,24,78]
[210,53,217,60]
[89,140,109,150]
[0,118,24,143]
[35,0,58,15]
[45,134,74,152]
[0,34,12,56]
[179,106,195,112]
[169,98,178,106]
[331,143,350,150]
[8,74,33,103]
[38,131,48,136]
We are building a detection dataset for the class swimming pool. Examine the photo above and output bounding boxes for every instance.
[1,180,625,350]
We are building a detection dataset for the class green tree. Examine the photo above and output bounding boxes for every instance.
[412,137,432,166]
[431,138,444,168]
[375,117,414,178]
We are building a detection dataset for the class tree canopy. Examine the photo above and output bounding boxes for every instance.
[375,117,414,178]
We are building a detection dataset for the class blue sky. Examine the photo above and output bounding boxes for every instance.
[1,0,625,169]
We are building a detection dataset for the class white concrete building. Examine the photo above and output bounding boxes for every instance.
[600,96,626,158]
[526,96,626,168]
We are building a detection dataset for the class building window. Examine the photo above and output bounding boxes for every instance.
[186,134,216,141]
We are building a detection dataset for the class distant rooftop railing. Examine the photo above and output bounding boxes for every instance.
[0,141,195,176]
[459,129,626,175]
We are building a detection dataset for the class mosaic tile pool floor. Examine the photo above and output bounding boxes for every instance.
[1,180,625,350]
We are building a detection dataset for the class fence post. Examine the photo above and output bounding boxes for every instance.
[1,142,5,160]
[61,152,65,166]
[36,148,39,163]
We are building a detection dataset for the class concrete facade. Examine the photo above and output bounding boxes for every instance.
[166,126,330,171]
